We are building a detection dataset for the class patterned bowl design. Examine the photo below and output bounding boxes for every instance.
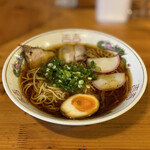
[2,29,147,125]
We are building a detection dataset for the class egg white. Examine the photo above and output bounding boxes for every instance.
[60,94,99,119]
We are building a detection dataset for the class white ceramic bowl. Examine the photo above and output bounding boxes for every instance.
[2,29,147,126]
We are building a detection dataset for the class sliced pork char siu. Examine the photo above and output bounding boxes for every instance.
[21,45,55,68]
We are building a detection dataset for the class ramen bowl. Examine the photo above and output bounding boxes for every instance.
[2,29,147,126]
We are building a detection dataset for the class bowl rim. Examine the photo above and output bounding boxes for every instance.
[2,28,148,126]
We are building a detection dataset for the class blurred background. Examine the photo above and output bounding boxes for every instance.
[0,0,150,45]
[0,1,150,149]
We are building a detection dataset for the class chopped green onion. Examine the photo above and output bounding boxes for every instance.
[45,73,48,77]
[39,57,98,93]
[78,84,83,88]
[47,63,53,67]
[78,80,84,85]
[86,85,90,88]
[95,66,101,72]
[58,80,62,83]
[46,68,50,72]
[53,65,56,69]
[88,77,92,80]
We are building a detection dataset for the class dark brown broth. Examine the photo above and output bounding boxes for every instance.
[20,44,132,119]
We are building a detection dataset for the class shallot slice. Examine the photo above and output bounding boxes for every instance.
[92,73,126,91]
[87,55,120,73]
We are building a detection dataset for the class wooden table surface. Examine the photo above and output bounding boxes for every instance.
[0,8,150,150]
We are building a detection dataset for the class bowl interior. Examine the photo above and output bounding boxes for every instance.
[2,29,147,125]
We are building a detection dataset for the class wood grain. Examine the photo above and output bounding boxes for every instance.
[0,7,150,150]
[78,0,95,8]
[0,0,94,45]
[0,0,54,45]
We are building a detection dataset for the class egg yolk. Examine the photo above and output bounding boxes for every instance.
[72,95,96,112]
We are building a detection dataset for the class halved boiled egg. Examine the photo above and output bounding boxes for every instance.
[60,94,100,119]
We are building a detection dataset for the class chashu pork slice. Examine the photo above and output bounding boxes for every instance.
[21,45,55,69]
[58,45,86,63]
[74,45,86,62]
[58,45,75,63]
